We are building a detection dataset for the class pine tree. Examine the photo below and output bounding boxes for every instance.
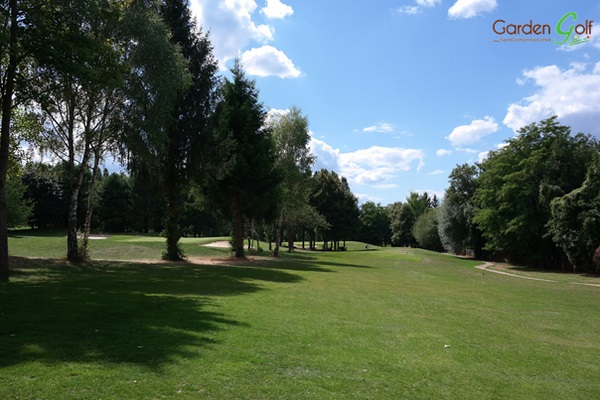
[210,60,281,258]
[158,0,220,260]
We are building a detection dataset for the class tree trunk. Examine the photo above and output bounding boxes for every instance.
[164,182,182,260]
[273,212,283,257]
[0,0,18,282]
[287,224,294,253]
[81,151,101,258]
[66,180,81,261]
[233,193,244,258]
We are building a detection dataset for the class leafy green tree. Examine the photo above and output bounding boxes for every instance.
[548,156,600,272]
[0,0,59,279]
[6,175,32,228]
[473,117,597,268]
[22,164,65,228]
[358,201,391,246]
[28,0,130,261]
[406,192,432,219]
[97,173,132,233]
[129,161,164,233]
[210,60,280,258]
[268,106,314,256]
[310,169,359,250]
[388,202,416,247]
[413,208,443,251]
[389,192,433,247]
[438,164,483,256]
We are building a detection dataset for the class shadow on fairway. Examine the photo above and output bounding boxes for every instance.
[0,256,304,370]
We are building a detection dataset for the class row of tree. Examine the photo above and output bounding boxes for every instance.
[439,117,600,273]
[1,0,335,281]
[319,117,600,274]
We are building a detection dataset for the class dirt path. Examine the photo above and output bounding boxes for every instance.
[475,262,600,287]
[475,262,558,282]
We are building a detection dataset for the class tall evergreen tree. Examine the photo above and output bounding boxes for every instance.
[158,0,219,260]
[210,60,280,258]
[310,169,359,250]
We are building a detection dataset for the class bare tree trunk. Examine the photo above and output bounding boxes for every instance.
[287,224,294,253]
[233,193,244,258]
[273,211,283,257]
[81,150,101,257]
[0,0,18,281]
[66,185,80,261]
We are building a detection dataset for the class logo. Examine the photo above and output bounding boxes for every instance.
[492,12,593,45]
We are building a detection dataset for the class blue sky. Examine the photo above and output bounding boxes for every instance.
[190,0,600,205]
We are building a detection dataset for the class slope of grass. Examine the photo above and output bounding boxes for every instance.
[2,233,600,399]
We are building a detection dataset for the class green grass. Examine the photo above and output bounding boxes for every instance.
[2,233,600,399]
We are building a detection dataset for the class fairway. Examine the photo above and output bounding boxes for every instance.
[2,234,600,399]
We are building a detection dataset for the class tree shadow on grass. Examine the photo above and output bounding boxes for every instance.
[0,256,304,370]
[274,252,373,270]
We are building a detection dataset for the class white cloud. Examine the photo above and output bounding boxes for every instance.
[241,45,301,78]
[339,147,425,185]
[190,0,298,68]
[478,151,489,163]
[396,6,420,15]
[374,184,400,189]
[446,116,499,147]
[396,0,440,15]
[448,0,497,19]
[309,139,425,186]
[504,63,600,135]
[356,193,384,204]
[455,147,479,154]
[436,149,453,157]
[363,122,395,133]
[261,0,293,19]
[427,169,445,176]
[309,137,341,172]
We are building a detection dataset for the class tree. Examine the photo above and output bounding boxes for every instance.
[210,60,280,258]
[548,155,600,272]
[389,192,433,248]
[0,0,21,280]
[156,0,220,260]
[473,117,597,268]
[6,175,31,228]
[22,164,65,228]
[438,164,483,256]
[388,202,416,247]
[0,0,54,279]
[413,208,443,251]
[97,173,131,233]
[268,106,314,256]
[310,169,359,250]
[129,162,164,233]
[358,201,391,246]
[28,0,130,261]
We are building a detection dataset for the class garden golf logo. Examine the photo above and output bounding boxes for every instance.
[492,12,593,46]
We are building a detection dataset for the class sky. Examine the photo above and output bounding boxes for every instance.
[189,0,600,205]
